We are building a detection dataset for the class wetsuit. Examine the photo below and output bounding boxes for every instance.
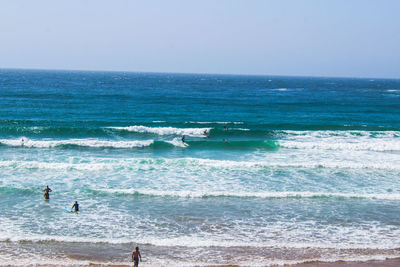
[72,203,79,211]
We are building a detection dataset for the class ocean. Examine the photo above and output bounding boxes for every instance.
[0,69,399,266]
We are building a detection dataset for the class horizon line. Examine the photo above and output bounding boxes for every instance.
[1,66,399,81]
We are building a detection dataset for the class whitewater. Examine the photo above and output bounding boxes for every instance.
[0,69,399,266]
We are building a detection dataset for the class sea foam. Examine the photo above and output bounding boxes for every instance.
[106,125,211,137]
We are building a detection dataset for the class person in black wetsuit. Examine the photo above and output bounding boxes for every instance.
[72,201,79,211]
[131,246,142,267]
[43,185,52,200]
[181,135,185,143]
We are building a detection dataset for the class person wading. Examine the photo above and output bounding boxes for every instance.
[43,185,52,200]
[131,246,142,267]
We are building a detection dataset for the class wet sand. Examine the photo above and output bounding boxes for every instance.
[2,258,400,267]
[1,240,399,266]
[293,257,400,267]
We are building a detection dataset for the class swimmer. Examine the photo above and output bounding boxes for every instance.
[43,185,52,200]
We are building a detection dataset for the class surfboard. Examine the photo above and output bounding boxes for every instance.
[64,207,79,213]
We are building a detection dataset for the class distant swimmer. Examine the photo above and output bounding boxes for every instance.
[72,201,79,212]
[21,138,24,147]
[224,126,227,131]
[43,185,52,200]
[203,130,209,138]
[131,246,142,267]
[181,135,185,143]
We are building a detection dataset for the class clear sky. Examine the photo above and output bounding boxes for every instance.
[1,0,399,78]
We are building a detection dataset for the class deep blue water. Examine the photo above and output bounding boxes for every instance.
[0,69,399,266]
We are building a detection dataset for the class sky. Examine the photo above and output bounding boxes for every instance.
[0,0,399,78]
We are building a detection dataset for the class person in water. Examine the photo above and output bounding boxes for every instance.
[43,185,52,200]
[181,135,185,143]
[131,246,142,267]
[72,201,79,211]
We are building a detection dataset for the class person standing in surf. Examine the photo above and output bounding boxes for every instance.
[181,135,185,143]
[131,247,142,267]
[72,201,79,211]
[43,185,52,200]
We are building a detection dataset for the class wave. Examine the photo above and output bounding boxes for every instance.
[0,137,279,150]
[0,138,155,149]
[106,125,211,137]
[184,121,244,124]
[0,122,398,140]
[1,233,400,250]
[4,183,400,201]
[89,189,400,200]
[0,125,114,138]
[0,157,398,171]
[280,139,400,152]
[1,255,400,267]
[282,130,400,138]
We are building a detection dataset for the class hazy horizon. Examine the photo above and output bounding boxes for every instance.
[3,66,400,80]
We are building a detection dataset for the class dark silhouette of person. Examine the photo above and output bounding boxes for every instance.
[131,246,142,267]
[72,201,79,211]
[43,185,52,200]
[181,135,185,143]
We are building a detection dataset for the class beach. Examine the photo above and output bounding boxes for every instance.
[0,69,399,266]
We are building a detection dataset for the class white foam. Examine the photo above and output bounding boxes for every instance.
[95,188,400,200]
[280,139,400,152]
[280,130,400,152]
[1,255,400,267]
[165,137,189,147]
[0,138,154,148]
[107,125,210,137]
[1,233,400,250]
[0,156,398,172]
[283,130,400,138]
[185,121,244,124]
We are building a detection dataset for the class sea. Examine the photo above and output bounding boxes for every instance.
[0,69,399,266]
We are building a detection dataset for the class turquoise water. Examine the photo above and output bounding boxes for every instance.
[0,69,399,266]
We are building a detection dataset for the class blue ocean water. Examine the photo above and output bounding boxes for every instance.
[0,69,399,266]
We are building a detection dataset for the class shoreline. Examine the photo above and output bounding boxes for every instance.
[1,257,400,267]
[293,257,400,267]
[1,240,400,266]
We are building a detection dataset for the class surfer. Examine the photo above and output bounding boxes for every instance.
[72,201,79,212]
[181,135,185,143]
[43,185,52,200]
[224,126,227,131]
[203,130,209,137]
[21,138,24,147]
[131,246,142,267]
